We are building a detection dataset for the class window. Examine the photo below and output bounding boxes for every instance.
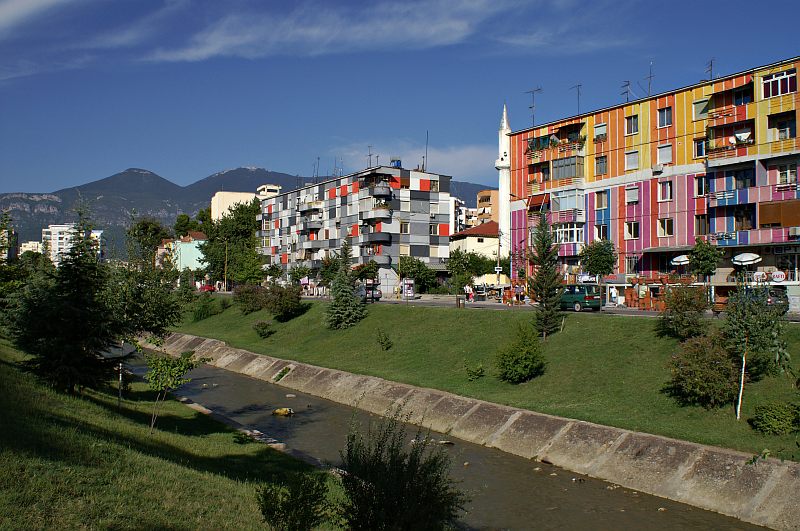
[429,224,439,236]
[477,237,484,243]
[658,218,674,237]
[778,163,798,185]
[400,222,410,234]
[658,107,673,128]
[658,180,673,202]
[541,164,551,182]
[625,115,639,135]
[430,180,439,192]
[624,221,640,240]
[694,138,707,158]
[657,144,673,164]
[693,99,709,120]
[734,206,754,231]
[734,86,753,106]
[695,214,708,235]
[550,189,584,211]
[769,112,797,141]
[625,150,639,170]
[595,224,608,240]
[595,155,607,175]
[553,223,584,244]
[730,168,755,189]
[625,255,641,274]
[762,69,797,99]
[595,190,608,209]
[399,244,410,256]
[593,123,607,141]
[552,156,584,180]
[400,200,410,211]
[694,175,708,197]
[400,176,410,189]
[625,186,639,204]
[430,203,439,215]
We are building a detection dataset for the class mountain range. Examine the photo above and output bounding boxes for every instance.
[0,167,491,253]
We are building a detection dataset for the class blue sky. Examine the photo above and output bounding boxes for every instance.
[1,0,798,193]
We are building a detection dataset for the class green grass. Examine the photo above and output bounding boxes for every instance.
[0,340,329,530]
[178,302,800,459]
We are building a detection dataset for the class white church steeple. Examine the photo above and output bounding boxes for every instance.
[495,103,511,258]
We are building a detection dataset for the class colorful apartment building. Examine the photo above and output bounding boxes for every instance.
[257,164,452,293]
[503,56,799,293]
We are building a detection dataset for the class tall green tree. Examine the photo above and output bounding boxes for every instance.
[199,199,262,288]
[325,241,366,329]
[128,217,171,267]
[689,237,723,301]
[579,238,617,311]
[399,256,436,293]
[173,213,199,238]
[529,212,562,339]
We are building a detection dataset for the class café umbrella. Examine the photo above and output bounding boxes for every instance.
[670,255,690,266]
[732,252,762,266]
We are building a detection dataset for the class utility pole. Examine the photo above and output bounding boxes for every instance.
[223,239,228,292]
[525,87,543,127]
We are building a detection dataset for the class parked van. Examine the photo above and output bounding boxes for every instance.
[560,284,602,312]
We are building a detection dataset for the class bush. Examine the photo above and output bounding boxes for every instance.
[264,284,306,322]
[256,471,329,531]
[665,334,738,408]
[376,328,392,351]
[336,408,467,530]
[192,294,221,322]
[749,402,800,435]
[495,323,546,384]
[253,320,274,339]
[657,286,709,340]
[233,284,266,315]
[464,359,485,381]
[218,297,232,311]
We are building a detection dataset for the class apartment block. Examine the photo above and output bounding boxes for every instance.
[503,56,799,290]
[476,189,500,224]
[257,164,451,292]
[42,224,104,265]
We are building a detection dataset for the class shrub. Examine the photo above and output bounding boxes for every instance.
[656,285,709,340]
[376,328,393,351]
[192,294,221,322]
[218,297,232,311]
[464,359,485,381]
[749,402,800,435]
[264,284,306,322]
[665,334,738,408]
[253,320,274,339]
[233,284,266,315]
[256,471,329,531]
[336,408,467,530]
[495,323,546,384]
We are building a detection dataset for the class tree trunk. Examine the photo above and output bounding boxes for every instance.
[736,337,748,420]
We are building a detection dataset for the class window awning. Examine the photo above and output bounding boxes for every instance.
[528,194,549,208]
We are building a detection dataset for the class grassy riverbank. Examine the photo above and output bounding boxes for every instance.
[0,340,317,530]
[177,301,800,459]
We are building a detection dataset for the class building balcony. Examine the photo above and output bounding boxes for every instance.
[300,240,324,250]
[707,137,755,160]
[360,254,391,265]
[768,137,799,154]
[297,200,324,214]
[706,102,754,127]
[548,209,585,224]
[360,232,391,244]
[298,220,323,232]
[710,227,790,247]
[301,259,323,270]
[528,177,584,195]
[359,207,392,221]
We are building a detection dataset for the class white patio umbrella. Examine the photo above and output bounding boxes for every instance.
[671,255,690,266]
[732,252,762,266]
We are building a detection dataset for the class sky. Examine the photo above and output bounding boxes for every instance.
[0,0,798,193]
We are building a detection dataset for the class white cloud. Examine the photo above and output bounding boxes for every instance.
[148,0,508,62]
[0,0,70,37]
[82,0,188,49]
[333,140,497,185]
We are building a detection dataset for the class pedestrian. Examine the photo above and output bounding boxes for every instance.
[609,285,618,306]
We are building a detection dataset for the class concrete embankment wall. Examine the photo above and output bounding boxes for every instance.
[146,333,799,531]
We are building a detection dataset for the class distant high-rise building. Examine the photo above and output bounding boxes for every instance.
[41,224,104,265]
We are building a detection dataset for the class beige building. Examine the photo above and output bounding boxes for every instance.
[476,189,499,224]
[211,184,282,221]
[449,220,499,259]
[19,241,41,254]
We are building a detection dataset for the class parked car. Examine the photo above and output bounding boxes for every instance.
[559,284,602,312]
[356,284,382,302]
[745,286,789,314]
[199,284,216,293]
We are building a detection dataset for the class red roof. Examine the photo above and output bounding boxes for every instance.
[185,231,208,241]
[450,220,498,240]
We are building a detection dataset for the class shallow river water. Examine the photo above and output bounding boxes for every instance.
[152,361,763,530]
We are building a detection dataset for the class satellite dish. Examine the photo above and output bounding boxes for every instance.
[728,136,737,145]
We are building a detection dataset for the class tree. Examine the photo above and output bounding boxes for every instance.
[447,249,496,291]
[495,322,547,383]
[256,471,330,531]
[689,237,723,300]
[325,241,366,329]
[336,407,467,530]
[128,217,171,267]
[9,211,123,393]
[353,260,379,281]
[579,238,617,310]
[144,350,205,433]
[289,265,312,284]
[265,263,283,282]
[722,285,789,420]
[173,213,200,238]
[656,285,709,340]
[529,212,562,339]
[199,199,261,287]
[666,334,739,409]
[399,256,436,293]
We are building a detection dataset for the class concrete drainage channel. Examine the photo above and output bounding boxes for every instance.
[143,333,799,531]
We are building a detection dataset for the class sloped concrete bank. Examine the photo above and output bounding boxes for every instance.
[146,333,799,530]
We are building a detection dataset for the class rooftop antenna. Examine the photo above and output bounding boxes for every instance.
[706,58,715,80]
[424,130,429,171]
[621,80,633,103]
[367,145,374,167]
[525,87,543,127]
[376,154,380,166]
[646,61,654,96]
[570,83,582,114]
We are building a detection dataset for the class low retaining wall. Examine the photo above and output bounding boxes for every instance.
[145,332,798,530]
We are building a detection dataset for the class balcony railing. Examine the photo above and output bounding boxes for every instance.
[548,208,585,224]
[360,232,391,244]
[707,138,755,159]
[359,207,392,221]
[297,200,324,213]
[528,177,584,195]
[298,219,323,232]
